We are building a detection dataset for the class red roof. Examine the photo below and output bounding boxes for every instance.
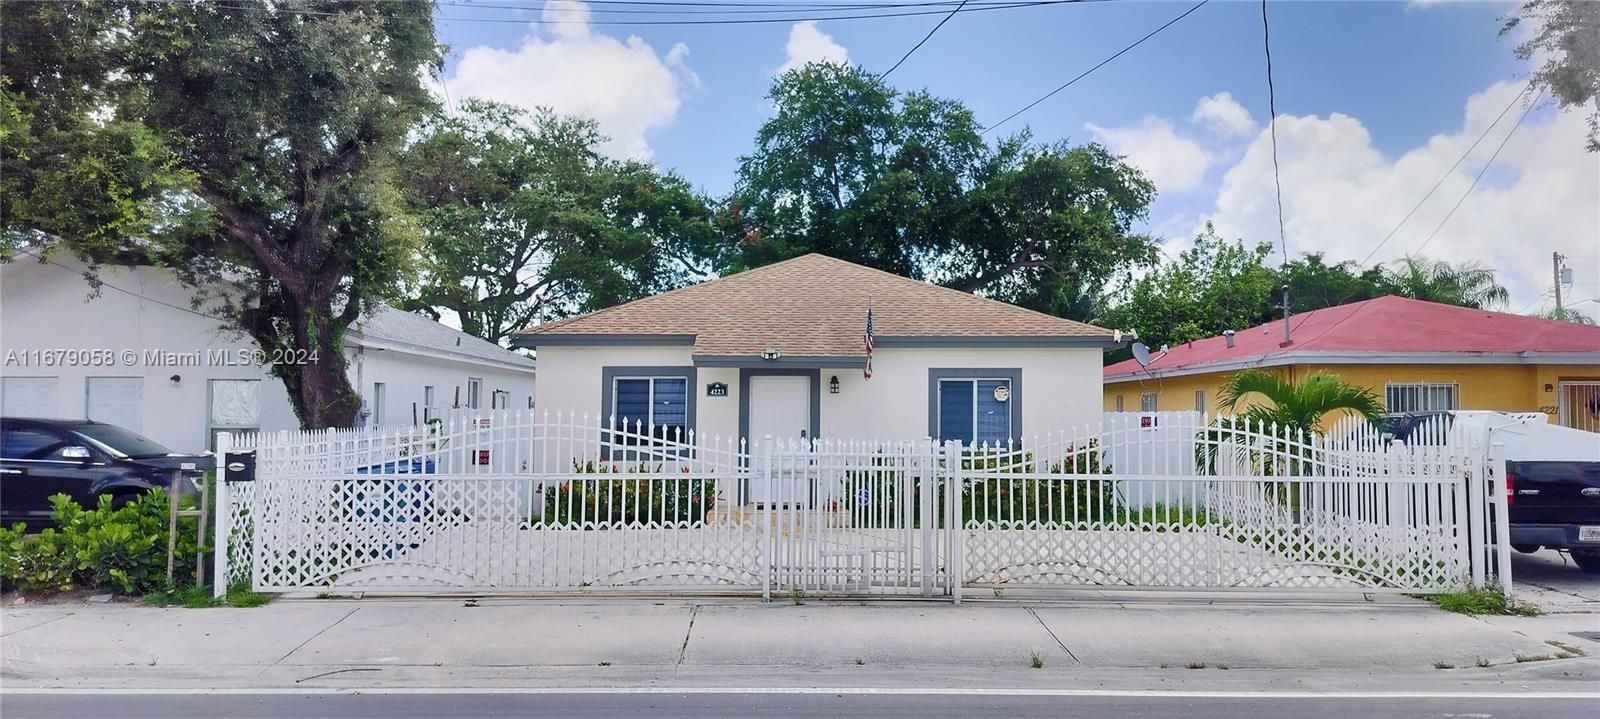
[1105,295,1600,379]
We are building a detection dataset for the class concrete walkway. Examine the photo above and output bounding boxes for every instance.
[4,592,1599,694]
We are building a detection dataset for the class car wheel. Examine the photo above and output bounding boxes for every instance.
[1573,551,1600,574]
[1513,544,1541,554]
[108,492,142,510]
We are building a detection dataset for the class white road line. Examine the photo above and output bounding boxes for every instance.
[3,687,1597,699]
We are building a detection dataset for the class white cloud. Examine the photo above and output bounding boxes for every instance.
[442,1,698,159]
[778,21,850,75]
[1200,81,1600,312]
[1191,91,1257,137]
[1085,117,1213,193]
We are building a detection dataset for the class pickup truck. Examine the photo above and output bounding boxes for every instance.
[1383,411,1600,573]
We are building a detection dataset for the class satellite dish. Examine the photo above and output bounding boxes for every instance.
[1132,342,1152,367]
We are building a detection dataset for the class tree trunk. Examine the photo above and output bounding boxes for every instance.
[290,308,362,429]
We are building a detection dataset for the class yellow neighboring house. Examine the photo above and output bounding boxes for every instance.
[1103,295,1600,432]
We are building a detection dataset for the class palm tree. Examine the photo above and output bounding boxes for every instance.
[1207,370,1384,514]
[1217,369,1384,436]
[1385,257,1510,309]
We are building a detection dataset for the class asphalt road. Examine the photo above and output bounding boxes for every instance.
[3,693,1597,719]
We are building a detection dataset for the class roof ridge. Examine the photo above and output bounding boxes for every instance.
[520,253,827,335]
[789,253,1110,334]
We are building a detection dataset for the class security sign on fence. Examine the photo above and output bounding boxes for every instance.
[213,410,1509,600]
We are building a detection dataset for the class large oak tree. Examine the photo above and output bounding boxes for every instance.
[399,100,721,344]
[2,0,441,428]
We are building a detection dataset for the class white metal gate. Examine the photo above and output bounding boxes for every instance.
[214,410,1506,599]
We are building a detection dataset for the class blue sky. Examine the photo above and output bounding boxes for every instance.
[434,1,1599,313]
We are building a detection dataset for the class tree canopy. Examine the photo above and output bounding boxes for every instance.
[399,100,721,344]
[728,63,1158,319]
[1502,0,1600,152]
[2,0,442,428]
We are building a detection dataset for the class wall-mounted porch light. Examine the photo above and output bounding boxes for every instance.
[829,375,840,394]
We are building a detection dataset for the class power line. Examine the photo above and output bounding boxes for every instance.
[1357,83,1533,267]
[1260,0,1286,266]
[881,0,969,79]
[213,1,1074,26]
[12,249,234,325]
[1411,88,1543,256]
[1257,84,1543,360]
[441,0,1050,14]
[981,0,1209,135]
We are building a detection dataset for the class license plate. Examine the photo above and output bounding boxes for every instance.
[1581,526,1600,543]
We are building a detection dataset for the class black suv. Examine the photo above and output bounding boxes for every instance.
[0,418,207,529]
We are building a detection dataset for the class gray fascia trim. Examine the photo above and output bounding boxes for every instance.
[1104,350,1600,383]
[695,355,867,369]
[877,335,1120,349]
[599,365,698,439]
[510,333,696,349]
[739,368,822,444]
[927,368,1023,442]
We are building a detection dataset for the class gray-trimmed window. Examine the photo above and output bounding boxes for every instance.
[929,369,1021,445]
[602,366,697,443]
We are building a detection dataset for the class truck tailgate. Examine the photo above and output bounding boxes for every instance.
[1508,460,1600,525]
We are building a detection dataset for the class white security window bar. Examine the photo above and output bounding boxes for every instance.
[1385,382,1459,412]
[937,378,1012,444]
[1140,392,1158,412]
[423,385,436,423]
[467,377,483,409]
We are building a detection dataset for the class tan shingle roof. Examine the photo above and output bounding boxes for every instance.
[514,254,1115,357]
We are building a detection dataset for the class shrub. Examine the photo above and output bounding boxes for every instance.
[530,461,719,527]
[0,524,75,593]
[0,490,206,595]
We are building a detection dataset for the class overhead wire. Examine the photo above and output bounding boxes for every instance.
[881,0,969,78]
[1357,82,1534,267]
[212,0,1080,26]
[981,0,1209,135]
[1260,0,1286,266]
[1410,88,1543,257]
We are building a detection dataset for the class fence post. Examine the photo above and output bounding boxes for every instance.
[1465,439,1487,589]
[920,438,936,598]
[212,432,232,599]
[1489,440,1514,598]
[761,435,773,603]
[944,439,963,605]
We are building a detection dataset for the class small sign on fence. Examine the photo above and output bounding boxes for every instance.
[476,450,490,465]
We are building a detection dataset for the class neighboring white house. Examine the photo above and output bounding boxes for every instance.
[512,254,1118,445]
[0,257,535,453]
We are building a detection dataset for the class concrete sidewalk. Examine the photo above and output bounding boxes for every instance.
[3,595,1598,694]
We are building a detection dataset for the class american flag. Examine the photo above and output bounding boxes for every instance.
[863,308,875,380]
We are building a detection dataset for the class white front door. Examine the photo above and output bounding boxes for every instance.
[748,375,811,507]
[85,377,144,432]
[748,375,810,443]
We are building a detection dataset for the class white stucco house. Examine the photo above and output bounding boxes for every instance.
[0,256,535,453]
[511,254,1118,446]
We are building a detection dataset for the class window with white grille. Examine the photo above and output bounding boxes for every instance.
[1384,383,1459,412]
[1140,392,1158,412]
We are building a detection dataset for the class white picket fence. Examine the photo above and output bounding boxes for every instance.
[211,410,1511,599]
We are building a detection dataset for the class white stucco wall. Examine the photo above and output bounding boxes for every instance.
[1,261,534,453]
[532,344,1104,444]
[822,347,1104,441]
[350,347,535,427]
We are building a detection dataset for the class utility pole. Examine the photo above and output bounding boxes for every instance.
[1281,284,1292,346]
[1553,251,1566,313]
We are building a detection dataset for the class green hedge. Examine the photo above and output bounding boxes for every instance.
[0,491,205,595]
